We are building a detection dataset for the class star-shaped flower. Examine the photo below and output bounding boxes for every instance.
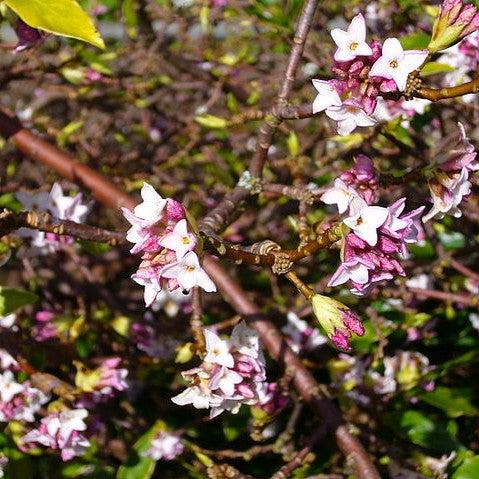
[328,257,374,287]
[320,178,360,214]
[161,251,216,293]
[343,205,389,246]
[159,219,196,259]
[369,38,428,91]
[311,79,342,114]
[331,13,373,62]
[203,329,234,367]
[325,101,376,136]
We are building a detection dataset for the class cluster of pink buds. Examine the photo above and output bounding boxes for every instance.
[16,183,90,255]
[172,322,267,418]
[312,13,428,135]
[122,183,216,307]
[75,358,128,406]
[321,156,424,295]
[429,0,479,53]
[311,294,365,351]
[22,409,90,461]
[0,369,50,423]
[257,382,290,416]
[423,123,478,222]
[142,431,185,461]
[33,311,59,342]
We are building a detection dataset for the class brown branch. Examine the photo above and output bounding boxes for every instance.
[407,287,478,307]
[415,77,479,101]
[448,258,479,283]
[191,287,206,357]
[203,256,381,479]
[0,209,126,246]
[0,108,136,211]
[200,0,319,235]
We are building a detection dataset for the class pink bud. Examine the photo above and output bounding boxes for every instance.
[341,310,365,336]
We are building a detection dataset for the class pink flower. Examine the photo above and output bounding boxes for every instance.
[142,431,184,461]
[311,79,342,114]
[325,100,376,136]
[343,204,389,246]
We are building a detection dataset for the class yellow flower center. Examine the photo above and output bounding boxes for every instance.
[186,266,196,272]
[389,59,398,69]
[350,41,359,51]
[182,236,190,245]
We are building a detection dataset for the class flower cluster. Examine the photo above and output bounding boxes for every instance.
[321,156,424,295]
[423,123,478,222]
[122,183,216,307]
[172,322,267,418]
[0,370,49,423]
[330,350,432,400]
[75,357,128,406]
[16,183,90,255]
[312,13,428,135]
[142,431,185,461]
[22,409,90,461]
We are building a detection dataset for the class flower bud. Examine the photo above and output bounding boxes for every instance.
[429,0,479,52]
[311,294,365,351]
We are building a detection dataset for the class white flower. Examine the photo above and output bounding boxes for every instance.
[0,371,24,403]
[230,321,260,358]
[405,274,433,290]
[203,329,234,367]
[320,178,360,214]
[159,219,196,259]
[49,183,89,223]
[131,273,162,308]
[469,313,479,332]
[151,288,191,317]
[343,205,389,246]
[330,13,373,62]
[369,38,428,91]
[0,313,17,329]
[171,385,221,409]
[161,251,216,293]
[311,79,342,114]
[282,313,327,353]
[328,257,373,287]
[325,102,376,136]
[423,168,472,222]
[142,432,184,461]
[0,349,18,370]
[209,366,243,396]
[132,183,167,226]
[54,409,89,441]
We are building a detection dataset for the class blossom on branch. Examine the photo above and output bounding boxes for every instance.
[122,182,215,306]
[172,322,267,418]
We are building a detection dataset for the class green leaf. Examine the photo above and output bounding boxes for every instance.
[117,421,166,479]
[400,31,431,50]
[438,231,466,250]
[287,131,300,156]
[392,410,460,453]
[421,62,456,76]
[452,455,479,479]
[195,114,227,129]
[0,287,38,316]
[419,387,479,418]
[3,0,105,49]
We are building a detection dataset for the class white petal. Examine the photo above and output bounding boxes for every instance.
[196,270,217,293]
[353,110,376,127]
[391,68,408,91]
[403,50,428,73]
[382,37,403,58]
[350,263,370,284]
[330,28,351,49]
[355,42,373,56]
[348,13,366,42]
[369,56,393,79]
[334,48,356,62]
[328,267,351,287]
[363,206,389,227]
[337,117,357,136]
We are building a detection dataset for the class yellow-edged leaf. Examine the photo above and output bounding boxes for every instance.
[3,0,105,49]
